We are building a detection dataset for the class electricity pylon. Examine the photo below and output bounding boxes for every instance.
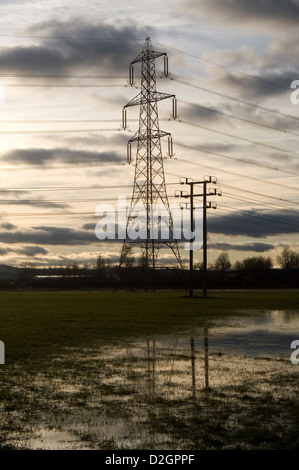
[119,37,182,273]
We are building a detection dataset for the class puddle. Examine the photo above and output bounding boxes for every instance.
[197,310,299,358]
[0,310,298,450]
[28,428,91,450]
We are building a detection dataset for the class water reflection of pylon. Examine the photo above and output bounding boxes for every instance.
[190,335,196,399]
[147,338,156,395]
[204,327,209,389]
[191,328,209,396]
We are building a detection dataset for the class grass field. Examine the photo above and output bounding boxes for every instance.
[0,288,299,362]
[0,289,298,450]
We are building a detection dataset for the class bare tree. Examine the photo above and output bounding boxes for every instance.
[124,247,135,268]
[72,262,79,277]
[234,256,273,271]
[277,247,299,269]
[214,252,231,271]
[96,253,106,271]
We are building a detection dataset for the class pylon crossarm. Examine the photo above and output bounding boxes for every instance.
[131,51,166,64]
[125,92,175,108]
[129,130,170,143]
[131,51,166,65]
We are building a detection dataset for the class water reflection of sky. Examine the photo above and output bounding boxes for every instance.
[3,310,298,451]
[198,310,299,358]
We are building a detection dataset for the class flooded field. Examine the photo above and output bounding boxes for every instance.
[0,309,298,450]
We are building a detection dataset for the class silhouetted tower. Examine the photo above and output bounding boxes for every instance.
[119,37,182,272]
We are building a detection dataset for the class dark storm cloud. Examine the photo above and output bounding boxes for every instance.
[17,245,48,256]
[2,147,123,165]
[81,223,95,231]
[0,19,152,74]
[0,222,16,230]
[0,190,69,209]
[0,225,96,246]
[196,142,237,153]
[181,101,246,126]
[262,152,299,172]
[182,103,223,122]
[2,198,69,209]
[219,70,295,99]
[52,133,128,149]
[1,211,298,248]
[0,190,27,196]
[196,0,299,27]
[209,209,299,237]
[209,242,275,252]
[0,245,48,256]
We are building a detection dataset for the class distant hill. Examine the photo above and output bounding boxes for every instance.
[0,264,21,280]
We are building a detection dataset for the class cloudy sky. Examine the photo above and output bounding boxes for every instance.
[0,0,299,269]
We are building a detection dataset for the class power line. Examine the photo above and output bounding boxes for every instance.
[172,77,299,123]
[0,73,129,78]
[207,206,299,234]
[223,191,299,215]
[214,206,299,234]
[2,136,298,177]
[0,211,113,216]
[0,184,132,192]
[178,119,299,158]
[0,119,138,123]
[216,203,299,230]
[180,100,299,138]
[2,193,298,231]
[0,35,290,95]
[3,83,127,87]
[0,162,127,171]
[3,205,298,235]
[155,42,290,92]
[219,182,299,206]
[174,141,299,178]
[0,128,122,134]
[0,34,144,41]
[173,156,299,192]
[0,196,123,204]
[165,170,299,208]
[0,181,178,192]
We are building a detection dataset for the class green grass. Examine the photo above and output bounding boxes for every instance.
[0,289,298,362]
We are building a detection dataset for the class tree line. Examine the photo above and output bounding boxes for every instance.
[212,247,299,271]
[1,247,298,290]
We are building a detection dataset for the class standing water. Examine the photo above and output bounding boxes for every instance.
[0,310,298,450]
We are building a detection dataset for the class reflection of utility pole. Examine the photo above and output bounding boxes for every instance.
[178,177,221,298]
[147,338,156,395]
[190,335,196,399]
[204,327,209,389]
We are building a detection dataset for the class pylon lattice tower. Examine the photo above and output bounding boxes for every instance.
[119,37,182,271]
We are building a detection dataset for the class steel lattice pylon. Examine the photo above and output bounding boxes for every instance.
[119,38,182,272]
